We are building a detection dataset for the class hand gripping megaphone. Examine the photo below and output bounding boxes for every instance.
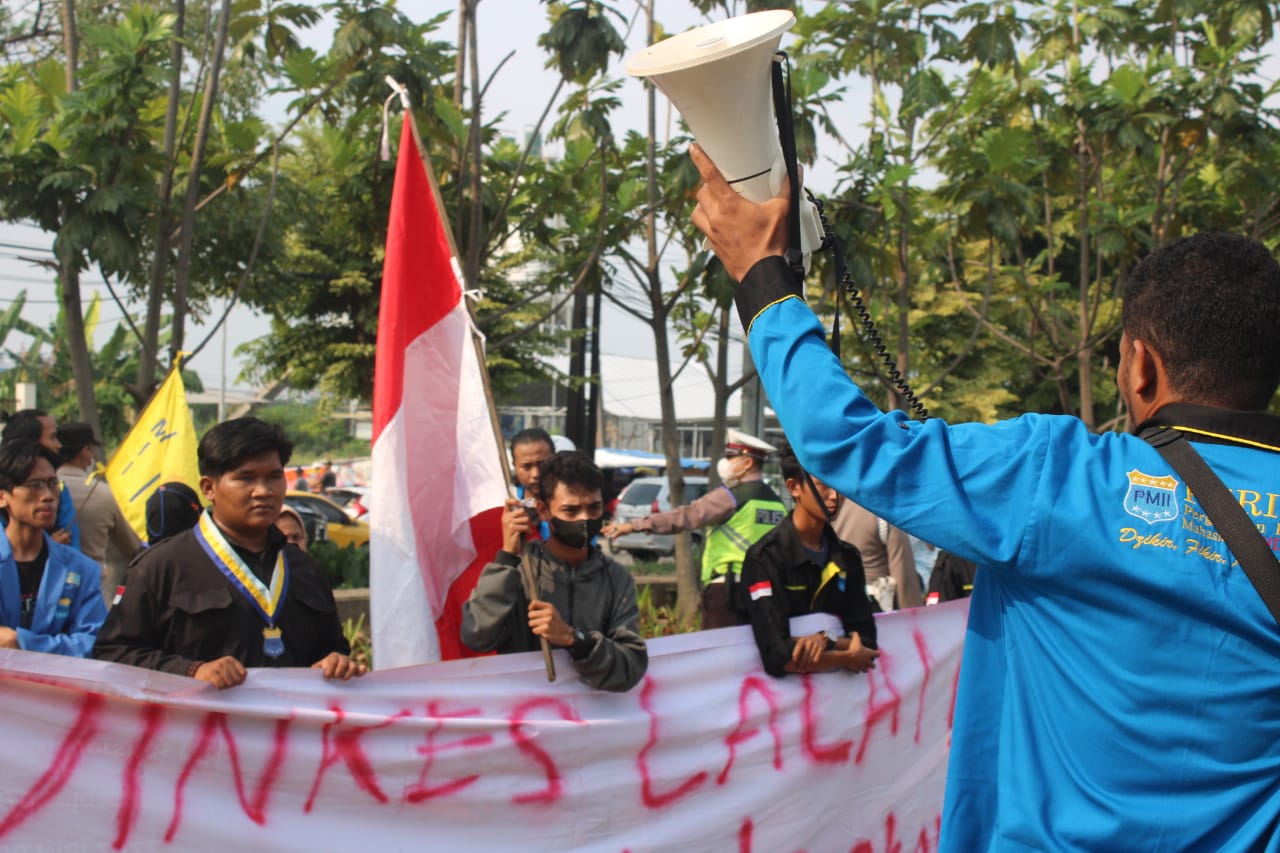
[625,10,824,270]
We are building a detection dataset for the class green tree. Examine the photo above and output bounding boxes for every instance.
[0,6,174,436]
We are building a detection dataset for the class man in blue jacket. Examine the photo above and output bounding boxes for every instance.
[690,143,1280,851]
[0,440,106,657]
[1,409,80,549]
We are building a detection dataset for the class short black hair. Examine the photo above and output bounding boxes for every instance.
[198,417,294,477]
[56,422,97,461]
[536,450,603,502]
[776,438,803,482]
[1124,233,1280,410]
[0,409,48,445]
[0,440,60,490]
[510,427,554,458]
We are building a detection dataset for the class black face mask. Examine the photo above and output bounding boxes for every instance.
[549,516,603,550]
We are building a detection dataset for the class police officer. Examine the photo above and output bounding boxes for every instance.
[602,429,786,628]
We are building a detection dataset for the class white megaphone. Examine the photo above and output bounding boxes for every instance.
[625,10,824,268]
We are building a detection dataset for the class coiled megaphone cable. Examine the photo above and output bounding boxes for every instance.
[809,192,930,422]
[767,51,929,422]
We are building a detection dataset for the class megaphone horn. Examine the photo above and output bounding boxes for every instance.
[625,11,824,262]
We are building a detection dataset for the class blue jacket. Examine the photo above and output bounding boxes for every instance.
[737,257,1280,852]
[56,481,80,549]
[0,532,106,657]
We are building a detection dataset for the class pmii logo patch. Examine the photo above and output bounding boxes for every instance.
[1124,470,1180,524]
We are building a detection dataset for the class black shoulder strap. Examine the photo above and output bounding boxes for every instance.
[1142,427,1280,626]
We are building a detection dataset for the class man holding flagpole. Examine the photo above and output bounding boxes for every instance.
[94,418,362,689]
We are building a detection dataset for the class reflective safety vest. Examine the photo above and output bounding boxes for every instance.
[701,480,786,584]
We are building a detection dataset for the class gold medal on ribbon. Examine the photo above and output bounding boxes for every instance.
[193,510,290,660]
[262,626,285,659]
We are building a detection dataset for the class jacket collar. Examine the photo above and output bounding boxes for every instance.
[528,540,608,579]
[1132,402,1280,453]
[771,515,838,568]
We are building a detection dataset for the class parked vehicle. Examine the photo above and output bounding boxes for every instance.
[609,476,710,562]
[287,501,329,545]
[284,492,370,548]
[327,486,370,522]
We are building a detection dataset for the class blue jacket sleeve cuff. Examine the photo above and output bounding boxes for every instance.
[734,256,804,335]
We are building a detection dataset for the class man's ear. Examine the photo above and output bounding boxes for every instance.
[535,499,552,522]
[198,475,217,504]
[784,477,803,501]
[1128,338,1164,400]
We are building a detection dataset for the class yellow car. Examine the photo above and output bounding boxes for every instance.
[284,492,370,549]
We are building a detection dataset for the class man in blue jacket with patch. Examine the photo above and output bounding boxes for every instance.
[0,440,106,657]
[690,143,1280,852]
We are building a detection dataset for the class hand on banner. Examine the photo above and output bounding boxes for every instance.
[690,143,790,283]
[790,633,827,671]
[0,627,18,649]
[502,498,533,554]
[527,600,574,648]
[194,656,247,689]
[840,633,880,674]
[312,652,368,681]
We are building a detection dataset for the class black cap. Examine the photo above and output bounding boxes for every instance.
[56,422,100,456]
[145,481,202,545]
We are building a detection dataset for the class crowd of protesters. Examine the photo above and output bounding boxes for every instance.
[1,212,1276,848]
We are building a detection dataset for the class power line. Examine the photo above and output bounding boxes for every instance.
[0,241,52,254]
[0,274,113,289]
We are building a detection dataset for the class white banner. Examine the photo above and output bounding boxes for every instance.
[0,601,967,852]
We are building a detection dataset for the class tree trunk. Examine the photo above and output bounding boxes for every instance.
[139,0,185,399]
[638,0,696,628]
[710,307,729,485]
[584,288,601,454]
[1076,119,1094,427]
[60,0,77,86]
[894,198,911,411]
[59,261,101,436]
[564,286,589,447]
[171,0,231,362]
[463,0,484,292]
[58,0,99,432]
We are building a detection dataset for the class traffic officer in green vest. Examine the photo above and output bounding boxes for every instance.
[601,429,786,628]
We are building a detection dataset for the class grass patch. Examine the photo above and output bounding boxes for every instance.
[631,559,676,576]
[635,585,700,637]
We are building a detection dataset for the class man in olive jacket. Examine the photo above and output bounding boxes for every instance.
[462,451,647,692]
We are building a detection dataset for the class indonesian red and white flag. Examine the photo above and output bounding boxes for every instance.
[370,114,508,667]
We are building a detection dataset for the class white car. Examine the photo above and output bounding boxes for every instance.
[610,476,710,562]
[326,487,370,522]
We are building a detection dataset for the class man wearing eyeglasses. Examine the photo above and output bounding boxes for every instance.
[0,440,106,657]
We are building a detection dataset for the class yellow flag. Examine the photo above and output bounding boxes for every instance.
[106,361,201,541]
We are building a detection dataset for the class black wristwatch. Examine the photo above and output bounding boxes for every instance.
[569,627,593,660]
[823,628,841,652]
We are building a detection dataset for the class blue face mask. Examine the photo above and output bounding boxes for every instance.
[549,516,603,549]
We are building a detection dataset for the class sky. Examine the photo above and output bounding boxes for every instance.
[0,2,794,397]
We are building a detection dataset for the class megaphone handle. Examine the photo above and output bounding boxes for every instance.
[770,53,805,281]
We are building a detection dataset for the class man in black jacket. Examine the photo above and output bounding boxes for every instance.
[93,418,363,689]
[739,441,879,678]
